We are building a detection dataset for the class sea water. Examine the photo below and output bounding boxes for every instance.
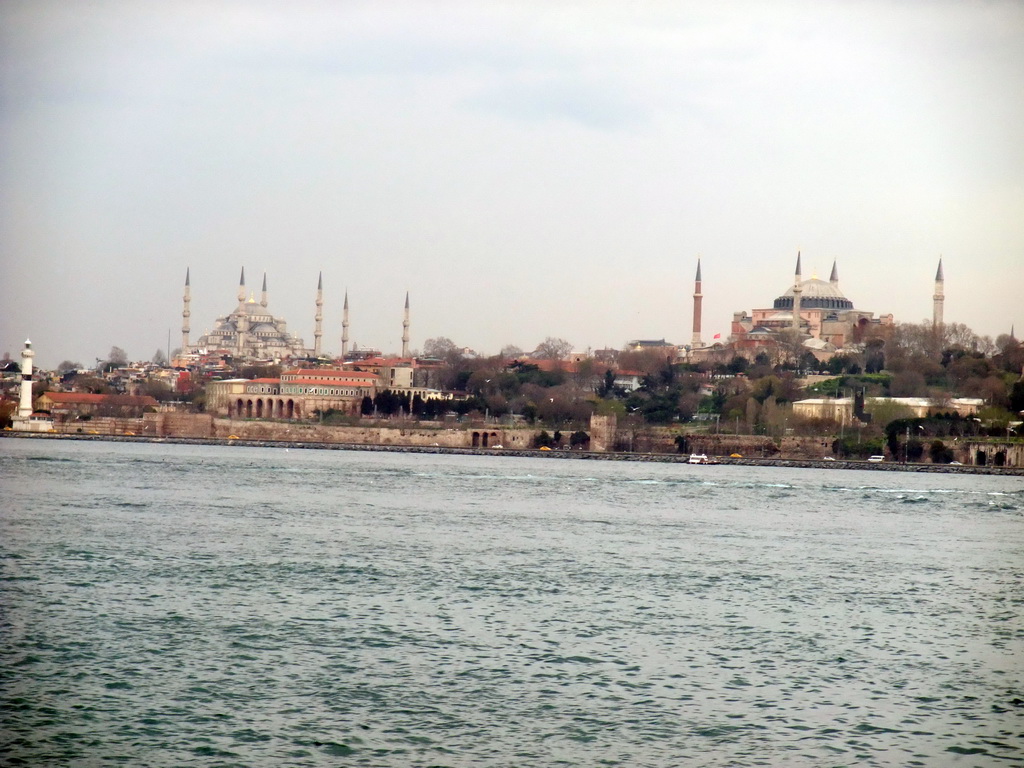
[1,438,1022,767]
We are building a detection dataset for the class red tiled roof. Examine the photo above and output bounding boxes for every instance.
[283,369,378,380]
[287,378,375,387]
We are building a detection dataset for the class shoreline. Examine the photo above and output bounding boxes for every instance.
[3,430,1022,476]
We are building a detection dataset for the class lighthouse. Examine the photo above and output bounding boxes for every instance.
[12,339,51,432]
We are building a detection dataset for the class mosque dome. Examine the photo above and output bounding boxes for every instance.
[773,278,854,311]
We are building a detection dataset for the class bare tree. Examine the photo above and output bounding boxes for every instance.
[533,337,573,360]
[108,346,128,366]
[423,337,461,361]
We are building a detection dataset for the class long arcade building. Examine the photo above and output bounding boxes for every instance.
[206,368,381,419]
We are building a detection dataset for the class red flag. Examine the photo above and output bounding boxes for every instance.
[713,333,721,339]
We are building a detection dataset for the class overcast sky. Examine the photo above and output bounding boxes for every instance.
[2,0,1022,369]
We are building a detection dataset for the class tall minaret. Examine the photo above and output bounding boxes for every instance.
[17,339,34,422]
[261,273,268,308]
[829,259,839,289]
[791,251,803,333]
[314,272,323,357]
[933,257,944,330]
[401,292,410,358]
[236,267,247,356]
[341,290,350,358]
[181,268,191,353]
[691,258,703,347]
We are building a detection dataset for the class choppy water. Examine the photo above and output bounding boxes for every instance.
[1,439,1023,767]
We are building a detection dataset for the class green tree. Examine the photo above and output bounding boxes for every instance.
[569,430,590,448]
[1010,380,1024,414]
[597,369,617,398]
[929,440,954,464]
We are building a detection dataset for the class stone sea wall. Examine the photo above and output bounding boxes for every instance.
[29,411,1021,470]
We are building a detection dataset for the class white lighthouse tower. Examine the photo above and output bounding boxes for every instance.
[12,339,51,432]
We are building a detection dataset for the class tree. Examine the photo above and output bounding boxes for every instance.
[57,360,82,373]
[142,378,174,401]
[0,400,14,428]
[727,356,748,375]
[499,344,524,359]
[569,430,590,448]
[152,349,168,366]
[1010,379,1024,414]
[929,439,954,464]
[422,337,461,361]
[889,370,927,397]
[533,337,573,360]
[533,430,555,448]
[865,400,914,429]
[108,347,128,366]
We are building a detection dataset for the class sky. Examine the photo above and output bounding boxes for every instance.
[2,0,1022,369]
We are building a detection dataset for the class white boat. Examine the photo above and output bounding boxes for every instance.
[688,453,711,464]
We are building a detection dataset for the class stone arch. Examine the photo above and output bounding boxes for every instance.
[994,450,1006,467]
[235,398,244,417]
[256,399,264,418]
[472,431,481,447]
[245,399,253,418]
[976,449,987,466]
[287,399,295,419]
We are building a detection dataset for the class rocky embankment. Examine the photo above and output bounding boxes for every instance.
[3,431,1022,475]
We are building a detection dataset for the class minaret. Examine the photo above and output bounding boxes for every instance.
[341,290,350,358]
[791,251,803,333]
[314,272,323,357]
[691,258,703,347]
[401,292,410,358]
[181,268,191,353]
[17,339,34,421]
[236,267,247,356]
[829,259,839,289]
[933,257,944,330]
[261,273,268,308]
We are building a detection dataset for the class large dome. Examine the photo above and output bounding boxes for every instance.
[773,278,853,311]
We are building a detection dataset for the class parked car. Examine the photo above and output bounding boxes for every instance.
[867,455,885,463]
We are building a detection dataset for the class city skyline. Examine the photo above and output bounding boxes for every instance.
[2,1,1022,369]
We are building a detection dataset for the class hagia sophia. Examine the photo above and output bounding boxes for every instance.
[689,253,943,362]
